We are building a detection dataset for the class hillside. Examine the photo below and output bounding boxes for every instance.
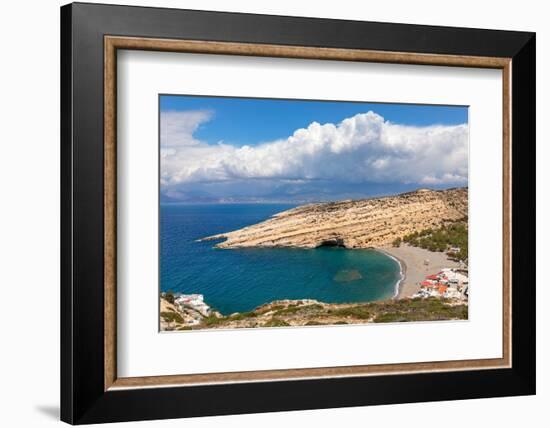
[160,296,468,331]
[201,187,468,249]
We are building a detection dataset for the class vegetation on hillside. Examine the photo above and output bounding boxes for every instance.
[160,297,468,331]
[160,310,184,324]
[402,220,468,262]
[392,237,402,247]
[163,290,175,304]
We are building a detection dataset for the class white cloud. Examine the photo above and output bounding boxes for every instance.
[160,110,213,148]
[160,110,468,189]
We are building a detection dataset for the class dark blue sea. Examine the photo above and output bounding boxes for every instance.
[160,203,401,315]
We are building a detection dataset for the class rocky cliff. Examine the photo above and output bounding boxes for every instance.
[201,187,468,249]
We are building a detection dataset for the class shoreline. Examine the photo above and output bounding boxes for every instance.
[380,244,462,298]
[160,294,469,331]
[376,249,407,299]
[160,245,467,331]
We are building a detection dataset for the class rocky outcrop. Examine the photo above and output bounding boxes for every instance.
[201,188,467,249]
[160,296,468,331]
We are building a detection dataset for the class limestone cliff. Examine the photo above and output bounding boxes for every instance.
[201,187,467,249]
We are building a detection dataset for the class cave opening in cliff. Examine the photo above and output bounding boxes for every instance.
[317,238,347,248]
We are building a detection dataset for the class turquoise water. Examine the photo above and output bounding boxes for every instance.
[160,203,401,315]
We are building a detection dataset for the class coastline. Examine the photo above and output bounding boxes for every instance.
[380,244,461,299]
[375,248,407,299]
[200,187,468,249]
[160,295,469,331]
[160,244,467,331]
[376,249,407,299]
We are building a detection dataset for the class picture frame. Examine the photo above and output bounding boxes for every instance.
[60,2,535,424]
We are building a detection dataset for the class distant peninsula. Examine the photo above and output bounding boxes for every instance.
[200,187,468,249]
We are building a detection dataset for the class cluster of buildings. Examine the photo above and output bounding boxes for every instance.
[174,294,213,318]
[413,268,469,301]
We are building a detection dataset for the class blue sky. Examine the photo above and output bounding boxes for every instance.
[159,95,468,203]
[160,95,468,147]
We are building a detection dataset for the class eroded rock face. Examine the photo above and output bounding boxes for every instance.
[201,187,468,249]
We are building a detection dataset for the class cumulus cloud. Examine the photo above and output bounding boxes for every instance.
[160,110,213,148]
[160,110,468,191]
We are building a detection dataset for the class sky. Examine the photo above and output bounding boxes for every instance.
[159,95,469,203]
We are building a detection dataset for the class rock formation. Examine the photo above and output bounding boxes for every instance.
[159,296,468,331]
[201,187,468,249]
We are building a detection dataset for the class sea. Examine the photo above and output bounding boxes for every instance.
[160,203,401,315]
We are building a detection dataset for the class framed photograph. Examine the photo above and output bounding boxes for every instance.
[61,2,535,424]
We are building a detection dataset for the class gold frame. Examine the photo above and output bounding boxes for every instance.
[104,36,512,391]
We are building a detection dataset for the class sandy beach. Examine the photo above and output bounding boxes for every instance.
[380,244,461,298]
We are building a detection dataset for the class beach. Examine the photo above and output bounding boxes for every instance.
[380,244,461,298]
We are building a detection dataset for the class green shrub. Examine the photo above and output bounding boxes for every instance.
[229,311,258,320]
[160,311,183,324]
[371,298,468,323]
[163,291,175,304]
[392,237,402,247]
[273,304,323,316]
[263,319,290,327]
[330,306,371,320]
[201,315,226,326]
[263,304,284,313]
[373,313,409,323]
[273,305,300,316]
[403,221,468,261]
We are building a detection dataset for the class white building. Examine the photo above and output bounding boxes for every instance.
[175,294,212,317]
